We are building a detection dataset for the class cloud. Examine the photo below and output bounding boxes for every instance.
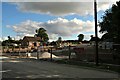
[12,20,41,34]
[8,18,95,41]
[3,0,119,2]
[0,37,8,41]
[13,1,118,16]
[14,2,93,16]
[0,38,3,41]
[97,2,117,11]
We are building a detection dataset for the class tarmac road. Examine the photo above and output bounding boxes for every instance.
[1,56,120,79]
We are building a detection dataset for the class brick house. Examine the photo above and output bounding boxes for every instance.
[21,36,41,49]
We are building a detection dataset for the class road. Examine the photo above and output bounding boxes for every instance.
[1,56,120,79]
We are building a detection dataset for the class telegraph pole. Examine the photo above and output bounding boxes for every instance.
[94,0,99,66]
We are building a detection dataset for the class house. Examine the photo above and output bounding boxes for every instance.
[89,36,101,46]
[55,40,90,47]
[99,39,113,49]
[89,36,113,49]
[21,36,41,49]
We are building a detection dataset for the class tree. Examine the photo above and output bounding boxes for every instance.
[57,37,62,42]
[56,37,62,47]
[2,36,21,46]
[35,28,49,42]
[77,34,84,42]
[99,1,120,43]
[8,36,12,41]
[7,36,13,46]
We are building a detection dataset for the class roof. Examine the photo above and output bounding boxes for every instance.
[60,40,89,43]
[62,40,78,43]
[23,36,41,42]
[89,37,101,41]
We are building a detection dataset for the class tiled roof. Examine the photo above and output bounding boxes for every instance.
[23,36,41,42]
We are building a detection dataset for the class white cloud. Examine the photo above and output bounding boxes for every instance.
[12,20,40,33]
[8,18,95,41]
[13,1,118,16]
[97,2,117,12]
[45,18,94,40]
[0,37,8,41]
[0,38,2,41]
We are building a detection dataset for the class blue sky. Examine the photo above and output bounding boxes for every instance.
[1,1,118,41]
[2,3,57,36]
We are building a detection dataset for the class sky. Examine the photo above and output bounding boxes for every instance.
[1,0,119,42]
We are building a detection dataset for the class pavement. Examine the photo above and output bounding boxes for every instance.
[1,56,120,79]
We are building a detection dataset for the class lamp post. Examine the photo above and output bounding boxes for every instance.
[94,0,99,66]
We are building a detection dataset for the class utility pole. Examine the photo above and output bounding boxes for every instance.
[94,0,99,66]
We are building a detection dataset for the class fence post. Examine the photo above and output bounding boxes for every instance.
[2,46,4,53]
[37,47,39,60]
[50,47,52,61]
[12,46,14,52]
[68,45,71,60]
[37,51,39,60]
[19,45,21,57]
